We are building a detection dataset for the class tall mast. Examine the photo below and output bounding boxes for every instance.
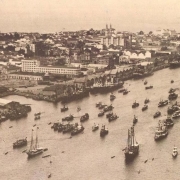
[35,127,39,149]
[127,129,130,149]
[131,126,134,147]
[30,129,34,151]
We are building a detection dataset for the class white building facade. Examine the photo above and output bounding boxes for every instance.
[21,60,80,77]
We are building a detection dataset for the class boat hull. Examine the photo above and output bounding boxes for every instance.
[172,153,178,158]
[90,82,124,94]
[133,72,153,79]
[169,62,180,69]
[125,150,139,160]
[27,149,43,158]
[61,90,89,104]
[154,132,168,141]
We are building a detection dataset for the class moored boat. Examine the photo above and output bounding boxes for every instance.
[172,110,180,119]
[169,88,176,93]
[62,114,74,121]
[106,112,113,118]
[110,93,116,101]
[142,104,148,111]
[34,112,41,116]
[92,123,99,131]
[164,117,174,127]
[98,103,106,109]
[144,80,147,85]
[168,93,178,100]
[153,111,161,118]
[123,89,129,95]
[133,115,138,125]
[13,137,27,148]
[158,99,168,107]
[144,98,150,104]
[100,125,108,137]
[154,121,168,141]
[34,115,40,120]
[145,85,153,90]
[98,111,104,117]
[124,126,139,160]
[132,101,139,108]
[80,113,89,122]
[167,102,180,114]
[96,102,102,107]
[61,105,68,112]
[169,60,180,69]
[108,114,118,122]
[71,125,84,136]
[104,105,114,112]
[90,81,124,94]
[62,123,74,133]
[118,88,125,93]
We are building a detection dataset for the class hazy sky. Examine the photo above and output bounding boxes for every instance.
[0,0,180,33]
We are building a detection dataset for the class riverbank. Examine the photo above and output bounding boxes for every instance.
[0,65,169,103]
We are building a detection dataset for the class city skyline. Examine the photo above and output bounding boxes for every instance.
[0,0,180,33]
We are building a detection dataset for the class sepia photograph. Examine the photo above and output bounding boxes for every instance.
[0,0,180,179]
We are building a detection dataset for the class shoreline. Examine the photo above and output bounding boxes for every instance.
[1,65,169,104]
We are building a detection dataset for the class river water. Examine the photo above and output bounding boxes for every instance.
[0,68,180,180]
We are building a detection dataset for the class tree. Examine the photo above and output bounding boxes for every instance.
[139,31,144,35]
[18,49,25,55]
[149,31,153,35]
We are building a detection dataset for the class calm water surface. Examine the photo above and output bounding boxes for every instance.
[1,68,180,180]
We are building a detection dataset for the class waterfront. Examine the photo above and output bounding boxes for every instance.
[1,68,180,180]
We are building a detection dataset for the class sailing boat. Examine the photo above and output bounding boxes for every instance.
[124,126,139,160]
[26,127,44,158]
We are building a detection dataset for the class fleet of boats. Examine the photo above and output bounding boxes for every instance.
[10,74,180,164]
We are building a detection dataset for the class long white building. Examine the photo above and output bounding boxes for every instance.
[21,60,81,77]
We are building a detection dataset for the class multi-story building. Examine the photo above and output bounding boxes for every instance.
[21,59,81,77]
[100,24,131,48]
